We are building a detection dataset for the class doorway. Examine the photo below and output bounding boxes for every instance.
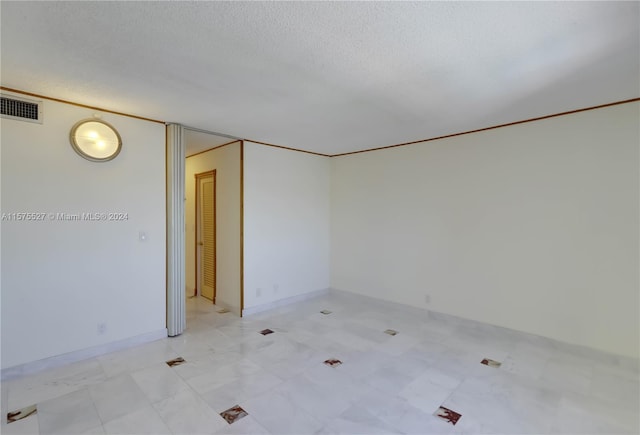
[183,130,243,319]
[195,170,216,303]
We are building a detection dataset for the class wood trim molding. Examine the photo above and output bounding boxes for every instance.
[186,140,241,159]
[0,86,165,124]
[331,98,640,157]
[240,141,245,317]
[244,139,331,157]
[164,126,169,330]
[5,87,635,159]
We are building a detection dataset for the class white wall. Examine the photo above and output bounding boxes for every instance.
[185,142,242,314]
[243,142,330,311]
[1,93,167,369]
[331,102,639,358]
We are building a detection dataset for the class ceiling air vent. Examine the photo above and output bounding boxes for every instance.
[1,94,43,124]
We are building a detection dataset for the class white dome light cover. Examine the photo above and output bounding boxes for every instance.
[69,119,122,162]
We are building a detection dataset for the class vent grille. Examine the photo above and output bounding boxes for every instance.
[1,95,43,123]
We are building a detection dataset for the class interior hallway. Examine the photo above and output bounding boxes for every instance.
[2,291,638,434]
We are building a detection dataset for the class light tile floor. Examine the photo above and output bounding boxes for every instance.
[2,291,638,434]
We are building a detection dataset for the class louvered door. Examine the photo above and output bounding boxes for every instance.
[197,172,216,302]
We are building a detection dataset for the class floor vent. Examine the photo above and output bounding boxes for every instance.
[1,94,43,123]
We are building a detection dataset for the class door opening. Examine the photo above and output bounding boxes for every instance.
[195,170,216,303]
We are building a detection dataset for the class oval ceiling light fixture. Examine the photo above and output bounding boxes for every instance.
[69,118,122,162]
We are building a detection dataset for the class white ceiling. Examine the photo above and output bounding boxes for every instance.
[1,2,638,155]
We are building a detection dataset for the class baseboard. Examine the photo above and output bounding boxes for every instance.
[215,299,241,317]
[242,288,329,316]
[1,328,168,381]
[329,287,432,319]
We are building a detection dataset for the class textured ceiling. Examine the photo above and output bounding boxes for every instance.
[1,1,638,155]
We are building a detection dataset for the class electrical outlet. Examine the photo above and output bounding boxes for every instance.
[273,284,279,294]
[425,294,431,304]
[256,288,262,297]
[97,323,107,335]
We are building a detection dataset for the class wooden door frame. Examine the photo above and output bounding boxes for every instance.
[194,170,216,303]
